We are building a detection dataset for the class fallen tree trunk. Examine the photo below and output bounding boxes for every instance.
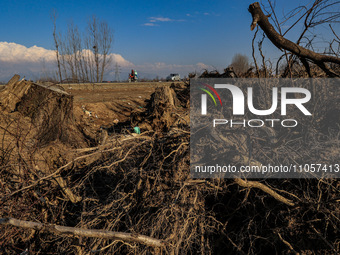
[0,218,166,248]
[248,2,340,77]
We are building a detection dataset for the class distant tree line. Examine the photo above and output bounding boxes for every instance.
[51,10,113,83]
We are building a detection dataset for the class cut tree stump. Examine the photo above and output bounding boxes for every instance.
[0,75,86,203]
[132,86,180,132]
[0,74,84,146]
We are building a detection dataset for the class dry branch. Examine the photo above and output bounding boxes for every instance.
[1,147,114,202]
[234,178,295,206]
[0,218,165,248]
[248,2,340,77]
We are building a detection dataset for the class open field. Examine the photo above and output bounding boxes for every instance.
[63,81,179,128]
[62,81,175,103]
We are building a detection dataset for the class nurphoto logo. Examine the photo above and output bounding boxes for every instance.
[190,78,339,179]
[201,84,311,116]
[200,83,312,128]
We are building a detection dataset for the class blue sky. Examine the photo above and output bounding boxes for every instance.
[0,0,339,81]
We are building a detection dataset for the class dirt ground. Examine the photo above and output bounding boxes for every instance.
[64,82,174,103]
[64,81,176,128]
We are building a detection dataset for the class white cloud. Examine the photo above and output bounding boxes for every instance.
[195,62,213,70]
[0,41,215,82]
[143,16,185,27]
[0,42,133,81]
[0,42,55,63]
[142,23,159,27]
[185,12,220,18]
[109,53,133,67]
[149,17,172,22]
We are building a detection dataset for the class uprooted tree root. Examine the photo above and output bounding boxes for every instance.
[0,76,340,254]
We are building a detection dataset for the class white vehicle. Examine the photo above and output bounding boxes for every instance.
[166,73,181,81]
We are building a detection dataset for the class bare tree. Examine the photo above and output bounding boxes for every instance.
[51,9,62,83]
[230,53,250,75]
[99,21,113,82]
[65,21,83,82]
[249,1,340,77]
[52,15,113,83]
[86,16,113,83]
[86,16,99,82]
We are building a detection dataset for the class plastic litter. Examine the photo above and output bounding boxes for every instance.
[133,126,141,134]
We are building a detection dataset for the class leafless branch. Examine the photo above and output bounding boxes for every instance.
[249,2,340,77]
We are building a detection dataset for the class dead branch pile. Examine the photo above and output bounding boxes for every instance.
[199,67,238,78]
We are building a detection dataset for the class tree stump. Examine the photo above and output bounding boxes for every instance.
[0,75,84,146]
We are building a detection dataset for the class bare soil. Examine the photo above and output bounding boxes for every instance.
[66,82,170,103]
[66,82,174,126]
